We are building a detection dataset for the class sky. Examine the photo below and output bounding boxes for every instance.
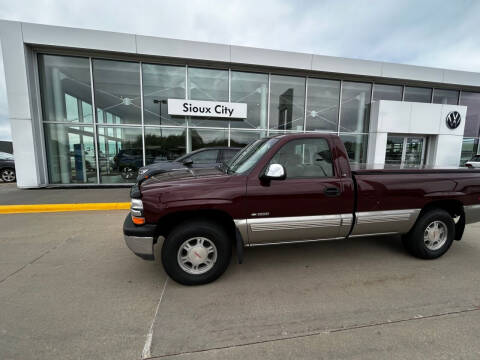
[0,0,480,141]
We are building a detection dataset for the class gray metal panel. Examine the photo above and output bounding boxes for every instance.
[464,205,480,224]
[231,45,312,70]
[0,20,31,120]
[246,214,342,244]
[351,209,420,236]
[443,69,480,87]
[312,54,382,77]
[136,35,230,62]
[382,62,443,83]
[21,22,137,53]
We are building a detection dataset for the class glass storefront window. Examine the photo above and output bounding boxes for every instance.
[144,127,186,164]
[93,59,141,125]
[97,127,143,183]
[269,75,306,131]
[44,124,97,184]
[433,89,459,105]
[372,84,403,101]
[229,130,263,148]
[187,67,229,128]
[142,64,186,126]
[403,86,432,103]
[339,134,368,164]
[460,91,480,138]
[190,128,227,151]
[306,78,340,132]
[230,71,268,129]
[38,55,92,123]
[340,82,371,133]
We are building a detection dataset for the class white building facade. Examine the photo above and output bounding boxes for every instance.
[1,20,479,188]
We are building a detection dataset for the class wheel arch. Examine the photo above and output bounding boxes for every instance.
[417,199,465,240]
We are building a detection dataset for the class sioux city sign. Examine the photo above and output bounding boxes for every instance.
[167,99,247,119]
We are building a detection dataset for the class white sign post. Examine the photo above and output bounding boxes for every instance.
[167,99,247,119]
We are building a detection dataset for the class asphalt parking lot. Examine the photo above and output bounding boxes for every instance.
[1,186,480,359]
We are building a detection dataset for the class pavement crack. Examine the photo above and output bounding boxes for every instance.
[0,238,70,285]
[146,306,480,359]
[142,277,169,359]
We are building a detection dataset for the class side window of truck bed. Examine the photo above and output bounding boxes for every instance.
[268,138,334,178]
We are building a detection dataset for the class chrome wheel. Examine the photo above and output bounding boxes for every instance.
[1,169,15,182]
[424,220,448,251]
[177,237,217,275]
[121,167,135,179]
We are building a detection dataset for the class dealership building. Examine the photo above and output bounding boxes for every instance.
[1,20,480,188]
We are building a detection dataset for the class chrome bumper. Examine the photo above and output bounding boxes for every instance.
[465,204,480,225]
[124,235,154,260]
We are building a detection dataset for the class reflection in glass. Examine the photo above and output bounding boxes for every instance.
[144,127,186,164]
[188,67,229,128]
[339,134,367,164]
[269,75,306,131]
[433,89,459,105]
[403,86,432,103]
[373,84,402,101]
[97,127,143,183]
[142,64,186,126]
[38,55,92,123]
[93,59,141,125]
[306,78,340,132]
[230,131,262,148]
[190,129,227,151]
[461,138,478,165]
[340,82,371,133]
[44,124,97,184]
[385,136,404,165]
[460,91,480,137]
[230,71,268,129]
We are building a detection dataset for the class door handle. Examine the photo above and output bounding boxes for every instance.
[324,187,341,197]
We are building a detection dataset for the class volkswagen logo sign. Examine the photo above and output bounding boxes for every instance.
[446,111,461,130]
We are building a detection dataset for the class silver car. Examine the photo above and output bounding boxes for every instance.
[465,155,480,168]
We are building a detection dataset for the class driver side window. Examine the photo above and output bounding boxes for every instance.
[268,138,333,178]
[188,149,219,164]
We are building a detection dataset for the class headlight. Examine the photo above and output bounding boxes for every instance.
[130,198,143,217]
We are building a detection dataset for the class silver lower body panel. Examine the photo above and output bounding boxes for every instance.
[124,235,154,260]
[351,209,420,236]
[465,204,480,224]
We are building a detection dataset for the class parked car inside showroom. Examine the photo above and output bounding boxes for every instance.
[465,155,480,168]
[136,147,241,182]
[0,152,15,182]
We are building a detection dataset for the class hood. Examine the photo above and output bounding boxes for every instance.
[136,161,187,181]
[141,167,228,188]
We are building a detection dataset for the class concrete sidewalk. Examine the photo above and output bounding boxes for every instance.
[0,183,130,205]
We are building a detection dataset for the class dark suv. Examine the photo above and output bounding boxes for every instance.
[136,147,241,182]
[0,152,15,183]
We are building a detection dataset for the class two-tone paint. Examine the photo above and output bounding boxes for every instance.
[133,134,480,254]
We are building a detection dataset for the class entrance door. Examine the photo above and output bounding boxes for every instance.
[385,135,426,168]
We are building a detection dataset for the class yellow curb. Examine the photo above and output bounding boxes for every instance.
[0,202,131,214]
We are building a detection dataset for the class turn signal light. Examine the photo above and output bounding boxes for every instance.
[132,215,145,225]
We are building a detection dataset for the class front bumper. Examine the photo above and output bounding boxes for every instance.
[123,214,157,260]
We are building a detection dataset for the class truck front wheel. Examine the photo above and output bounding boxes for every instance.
[402,209,455,259]
[161,220,232,285]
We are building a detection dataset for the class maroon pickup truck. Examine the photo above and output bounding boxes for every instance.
[124,133,480,285]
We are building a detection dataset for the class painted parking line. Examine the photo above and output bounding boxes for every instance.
[0,202,130,214]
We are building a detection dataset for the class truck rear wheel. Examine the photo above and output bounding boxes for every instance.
[161,220,232,285]
[402,209,455,259]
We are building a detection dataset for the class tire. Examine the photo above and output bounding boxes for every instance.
[1,168,16,183]
[161,220,232,285]
[402,209,455,259]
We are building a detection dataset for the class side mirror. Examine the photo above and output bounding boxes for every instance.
[183,159,193,167]
[262,163,286,180]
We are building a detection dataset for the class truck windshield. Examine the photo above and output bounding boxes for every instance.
[227,138,278,174]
